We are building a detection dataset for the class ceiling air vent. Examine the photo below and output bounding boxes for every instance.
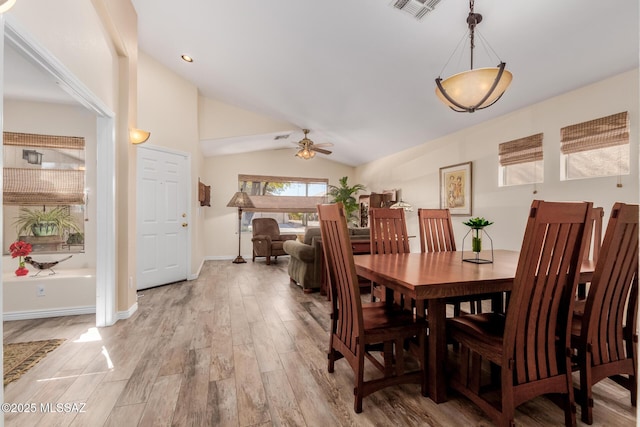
[273,134,290,140]
[391,0,441,20]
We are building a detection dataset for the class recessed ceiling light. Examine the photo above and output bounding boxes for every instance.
[181,55,194,63]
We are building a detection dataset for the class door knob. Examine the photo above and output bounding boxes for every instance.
[182,223,188,228]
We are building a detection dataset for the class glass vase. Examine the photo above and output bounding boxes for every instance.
[472,228,482,253]
[15,264,28,276]
[462,227,493,264]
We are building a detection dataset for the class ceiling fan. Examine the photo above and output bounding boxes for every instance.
[294,129,333,159]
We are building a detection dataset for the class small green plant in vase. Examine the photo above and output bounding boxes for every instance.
[462,217,494,264]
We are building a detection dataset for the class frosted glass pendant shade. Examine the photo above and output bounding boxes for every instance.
[436,65,512,112]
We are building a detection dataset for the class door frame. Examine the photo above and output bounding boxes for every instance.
[136,144,192,288]
[2,15,117,327]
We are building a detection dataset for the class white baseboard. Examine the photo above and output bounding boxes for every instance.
[188,258,206,280]
[116,302,138,320]
[205,255,236,261]
[4,306,96,321]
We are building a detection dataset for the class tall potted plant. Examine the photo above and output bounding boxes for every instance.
[328,176,366,226]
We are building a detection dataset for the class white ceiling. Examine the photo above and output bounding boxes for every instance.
[5,1,638,167]
[130,0,638,166]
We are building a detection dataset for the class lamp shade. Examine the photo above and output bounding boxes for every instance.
[129,128,151,144]
[226,191,255,209]
[390,200,413,212]
[436,65,512,112]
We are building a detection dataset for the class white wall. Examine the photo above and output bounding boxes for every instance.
[8,1,117,112]
[356,69,639,252]
[203,150,355,258]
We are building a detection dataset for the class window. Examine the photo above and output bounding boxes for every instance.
[3,131,86,254]
[561,111,629,180]
[498,133,543,187]
[237,174,328,234]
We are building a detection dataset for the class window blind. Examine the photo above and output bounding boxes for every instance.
[4,168,85,205]
[3,131,86,205]
[238,174,328,213]
[499,133,543,166]
[243,195,327,213]
[560,111,629,155]
[3,131,85,149]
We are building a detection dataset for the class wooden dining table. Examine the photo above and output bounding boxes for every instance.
[353,249,595,403]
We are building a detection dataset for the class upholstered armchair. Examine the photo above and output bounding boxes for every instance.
[251,218,296,265]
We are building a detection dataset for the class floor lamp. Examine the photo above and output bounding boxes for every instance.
[226,191,255,264]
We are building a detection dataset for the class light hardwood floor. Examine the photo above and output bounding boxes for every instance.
[3,260,637,426]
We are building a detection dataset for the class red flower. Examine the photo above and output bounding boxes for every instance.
[9,241,32,258]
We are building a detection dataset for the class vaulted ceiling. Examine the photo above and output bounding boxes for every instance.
[5,1,638,167]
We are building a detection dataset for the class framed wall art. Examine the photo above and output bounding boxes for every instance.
[440,161,472,216]
[198,179,211,207]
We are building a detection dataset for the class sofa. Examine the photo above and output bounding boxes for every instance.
[283,226,370,293]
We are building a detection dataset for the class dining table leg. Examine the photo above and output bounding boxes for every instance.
[427,298,447,403]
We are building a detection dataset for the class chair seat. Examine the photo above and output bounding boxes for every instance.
[362,303,425,334]
[447,312,506,348]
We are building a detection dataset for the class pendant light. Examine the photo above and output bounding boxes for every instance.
[435,0,512,112]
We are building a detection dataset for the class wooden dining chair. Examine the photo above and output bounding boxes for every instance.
[571,202,638,424]
[417,208,490,315]
[417,208,456,253]
[369,207,411,306]
[317,203,427,413]
[577,206,604,300]
[447,200,593,427]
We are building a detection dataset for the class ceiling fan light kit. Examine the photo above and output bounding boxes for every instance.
[435,0,512,112]
[294,129,332,160]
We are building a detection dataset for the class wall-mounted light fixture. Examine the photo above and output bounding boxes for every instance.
[129,128,151,144]
[22,149,43,165]
[0,0,16,14]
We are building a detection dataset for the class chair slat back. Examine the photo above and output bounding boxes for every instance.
[417,208,456,253]
[584,207,605,263]
[369,208,411,255]
[504,200,592,385]
[318,203,364,353]
[582,203,639,366]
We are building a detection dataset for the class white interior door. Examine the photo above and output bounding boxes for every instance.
[136,146,189,290]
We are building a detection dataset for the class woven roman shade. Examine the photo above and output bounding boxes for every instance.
[244,195,327,213]
[3,131,85,149]
[3,131,86,205]
[499,133,543,166]
[560,112,629,155]
[238,174,328,213]
[4,168,85,205]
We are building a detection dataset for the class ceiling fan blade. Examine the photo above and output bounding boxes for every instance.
[312,147,332,155]
[314,142,334,148]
